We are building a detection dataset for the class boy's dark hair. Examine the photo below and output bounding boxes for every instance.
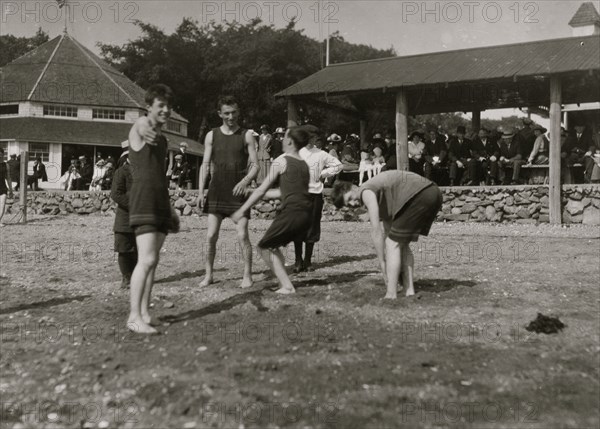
[287,126,310,150]
[217,95,239,110]
[331,180,354,209]
[145,84,174,106]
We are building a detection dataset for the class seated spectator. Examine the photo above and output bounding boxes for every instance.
[422,129,449,185]
[469,127,501,185]
[358,143,374,186]
[372,145,386,175]
[586,130,600,183]
[447,126,472,186]
[498,128,524,185]
[327,141,340,160]
[338,134,359,172]
[565,123,593,167]
[516,118,536,157]
[90,158,107,191]
[171,154,189,190]
[526,125,549,165]
[72,155,93,190]
[408,131,426,176]
[59,159,81,190]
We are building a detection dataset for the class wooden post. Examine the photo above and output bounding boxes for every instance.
[287,98,300,128]
[395,89,409,171]
[360,119,367,147]
[19,151,28,224]
[472,110,481,133]
[549,76,562,224]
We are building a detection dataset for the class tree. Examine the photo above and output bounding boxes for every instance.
[98,19,395,141]
[0,28,49,67]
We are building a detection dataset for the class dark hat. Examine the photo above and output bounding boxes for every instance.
[532,124,547,133]
[522,118,533,125]
[456,126,467,134]
[260,124,269,131]
[409,131,425,141]
[301,124,320,136]
[10,153,16,158]
[502,128,516,138]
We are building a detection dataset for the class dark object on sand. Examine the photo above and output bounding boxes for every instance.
[525,313,566,334]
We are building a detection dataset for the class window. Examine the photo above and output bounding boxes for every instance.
[43,105,77,118]
[28,143,50,162]
[0,104,18,116]
[0,142,7,162]
[167,120,183,134]
[92,108,125,120]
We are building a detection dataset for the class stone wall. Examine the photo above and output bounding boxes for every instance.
[2,185,599,225]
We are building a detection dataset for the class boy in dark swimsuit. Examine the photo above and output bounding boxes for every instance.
[198,96,259,288]
[127,84,179,334]
[231,127,312,294]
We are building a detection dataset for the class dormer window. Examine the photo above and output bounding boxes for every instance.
[167,120,183,135]
[43,105,77,117]
[93,108,125,120]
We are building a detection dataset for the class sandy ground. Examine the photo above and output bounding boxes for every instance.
[0,215,599,429]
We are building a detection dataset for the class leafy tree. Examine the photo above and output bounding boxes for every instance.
[98,19,395,141]
[0,28,49,66]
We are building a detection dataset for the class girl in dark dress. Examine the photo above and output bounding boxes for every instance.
[231,127,312,294]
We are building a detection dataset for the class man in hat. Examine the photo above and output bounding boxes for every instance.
[7,154,20,191]
[270,127,285,160]
[447,125,472,186]
[293,124,342,272]
[30,157,47,191]
[73,155,93,190]
[423,129,448,184]
[469,127,501,185]
[516,118,536,157]
[565,123,594,182]
[111,140,137,289]
[498,128,524,185]
[171,153,188,190]
[178,142,189,165]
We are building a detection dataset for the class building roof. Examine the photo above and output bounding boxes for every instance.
[277,36,600,97]
[569,2,600,27]
[0,117,203,156]
[0,32,187,122]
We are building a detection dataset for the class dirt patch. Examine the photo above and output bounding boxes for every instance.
[0,215,599,428]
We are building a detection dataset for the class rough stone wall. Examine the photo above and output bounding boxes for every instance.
[2,185,599,225]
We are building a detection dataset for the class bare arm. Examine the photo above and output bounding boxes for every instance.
[232,158,285,222]
[362,189,386,279]
[232,130,260,197]
[197,131,213,208]
[128,117,156,152]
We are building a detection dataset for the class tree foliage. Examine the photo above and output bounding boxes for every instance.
[98,19,395,140]
[0,28,49,67]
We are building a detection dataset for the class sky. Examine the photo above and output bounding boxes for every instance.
[1,0,598,123]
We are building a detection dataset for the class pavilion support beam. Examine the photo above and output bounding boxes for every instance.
[549,76,562,225]
[395,89,409,171]
[472,110,481,132]
[360,119,367,146]
[287,98,300,128]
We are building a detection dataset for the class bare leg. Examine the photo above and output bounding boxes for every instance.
[384,237,401,299]
[141,232,165,325]
[401,243,415,296]
[260,247,295,294]
[200,214,222,287]
[128,232,163,334]
[236,217,253,288]
[0,194,6,226]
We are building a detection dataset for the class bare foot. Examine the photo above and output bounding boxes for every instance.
[405,288,415,297]
[275,287,295,295]
[126,319,158,335]
[240,277,253,289]
[141,314,158,326]
[384,293,397,300]
[199,275,213,287]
